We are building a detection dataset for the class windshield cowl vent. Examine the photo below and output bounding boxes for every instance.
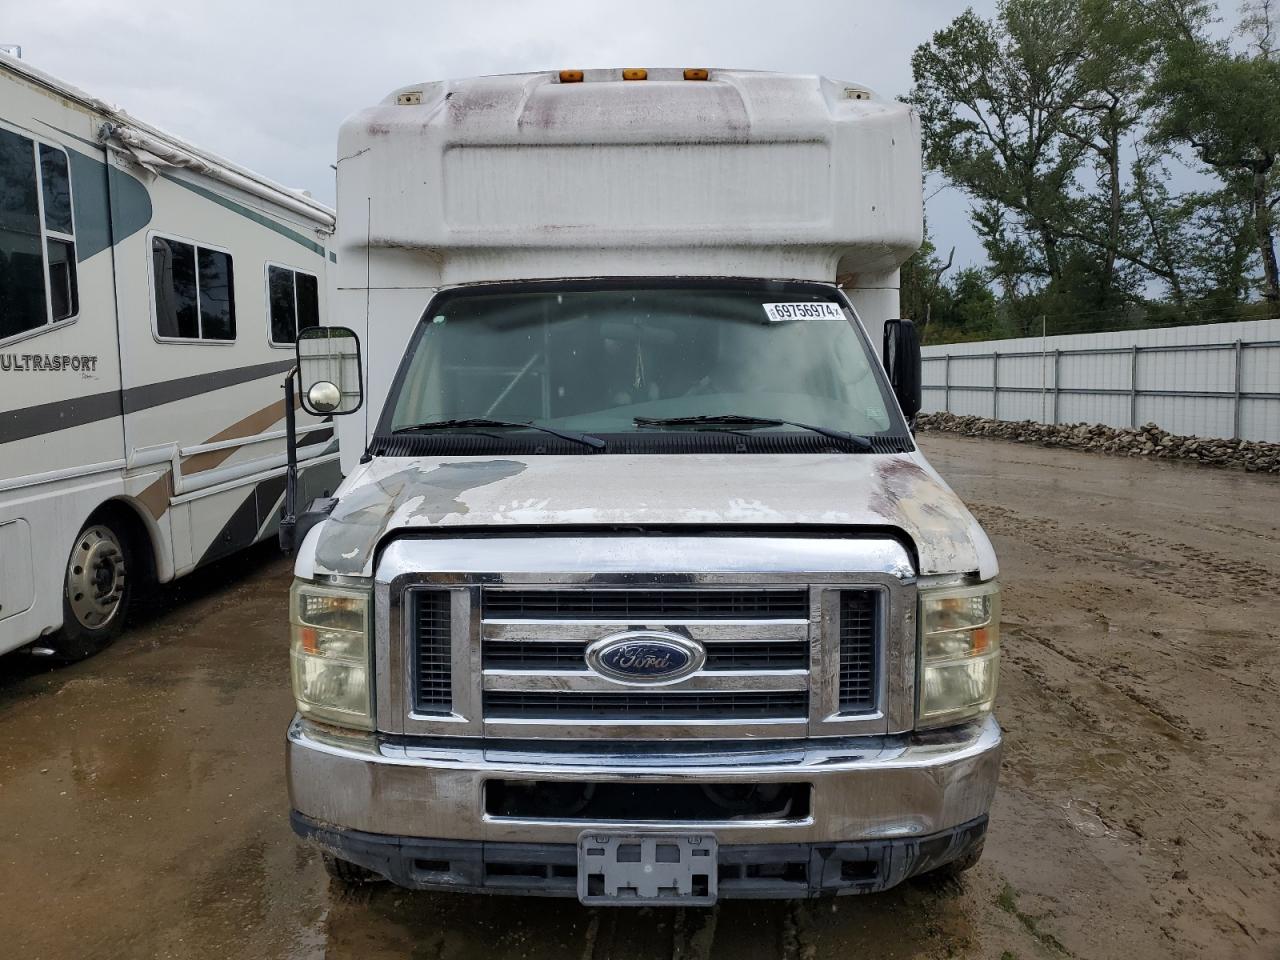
[370,431,913,458]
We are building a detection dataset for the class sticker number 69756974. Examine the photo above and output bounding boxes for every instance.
[763,302,843,322]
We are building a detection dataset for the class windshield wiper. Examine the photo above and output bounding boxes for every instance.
[633,414,873,452]
[392,417,606,450]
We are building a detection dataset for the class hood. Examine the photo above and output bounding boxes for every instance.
[307,452,997,580]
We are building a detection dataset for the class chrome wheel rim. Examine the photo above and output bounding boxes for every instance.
[66,526,126,630]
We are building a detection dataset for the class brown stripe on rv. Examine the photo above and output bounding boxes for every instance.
[138,405,331,520]
[137,471,172,521]
[180,393,303,476]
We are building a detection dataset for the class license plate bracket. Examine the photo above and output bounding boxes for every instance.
[577,832,718,905]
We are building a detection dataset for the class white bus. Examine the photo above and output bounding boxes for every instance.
[0,54,341,660]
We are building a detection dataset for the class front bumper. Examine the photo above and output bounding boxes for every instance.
[287,713,1001,894]
[293,809,989,898]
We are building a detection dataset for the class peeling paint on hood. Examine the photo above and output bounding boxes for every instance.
[310,452,998,580]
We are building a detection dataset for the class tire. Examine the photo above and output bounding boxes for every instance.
[321,853,384,885]
[49,519,133,662]
[922,839,985,882]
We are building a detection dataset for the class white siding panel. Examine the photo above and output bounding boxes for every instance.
[921,318,1280,442]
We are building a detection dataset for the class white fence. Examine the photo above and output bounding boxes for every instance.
[920,318,1280,443]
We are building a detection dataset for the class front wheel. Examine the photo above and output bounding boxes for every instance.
[321,853,385,885]
[919,838,985,884]
[50,521,132,661]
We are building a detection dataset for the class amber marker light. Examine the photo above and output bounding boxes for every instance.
[559,70,584,83]
[683,68,709,80]
[971,626,992,655]
[300,626,319,655]
[622,68,648,80]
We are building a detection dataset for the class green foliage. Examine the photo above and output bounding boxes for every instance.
[1148,7,1280,300]
[908,0,1279,341]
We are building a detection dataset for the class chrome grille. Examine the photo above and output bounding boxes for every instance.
[482,588,808,620]
[483,639,808,671]
[384,534,913,741]
[484,691,809,720]
[838,591,877,713]
[413,590,452,713]
[479,586,813,729]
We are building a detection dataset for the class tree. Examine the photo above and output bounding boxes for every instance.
[908,0,1196,318]
[1147,9,1280,300]
[900,220,1001,344]
[899,220,955,332]
[909,1,1091,294]
[910,0,1275,342]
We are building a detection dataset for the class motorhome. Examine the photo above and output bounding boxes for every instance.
[0,54,341,660]
[284,68,1001,903]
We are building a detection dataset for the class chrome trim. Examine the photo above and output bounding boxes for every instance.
[482,669,810,692]
[483,620,809,643]
[376,536,917,741]
[286,714,1003,844]
[480,717,811,740]
[377,536,916,581]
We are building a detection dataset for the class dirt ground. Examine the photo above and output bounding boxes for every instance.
[1,433,1277,960]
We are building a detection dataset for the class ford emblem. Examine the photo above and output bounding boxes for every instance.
[585,631,706,686]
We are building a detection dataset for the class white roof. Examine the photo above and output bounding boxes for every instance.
[336,69,923,286]
[1,52,334,226]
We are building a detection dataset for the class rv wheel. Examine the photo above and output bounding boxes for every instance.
[51,521,133,661]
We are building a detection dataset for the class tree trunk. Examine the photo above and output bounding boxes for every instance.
[1103,125,1121,304]
[1100,104,1121,304]
[1040,224,1062,280]
[1255,168,1280,302]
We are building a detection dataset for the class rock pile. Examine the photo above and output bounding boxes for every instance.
[916,412,1280,474]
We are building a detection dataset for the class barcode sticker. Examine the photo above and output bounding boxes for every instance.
[763,302,843,322]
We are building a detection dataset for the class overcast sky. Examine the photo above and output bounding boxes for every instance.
[8,0,1005,268]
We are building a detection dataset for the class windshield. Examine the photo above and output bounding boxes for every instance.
[379,283,906,443]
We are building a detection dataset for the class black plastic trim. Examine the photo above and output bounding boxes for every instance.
[291,811,988,899]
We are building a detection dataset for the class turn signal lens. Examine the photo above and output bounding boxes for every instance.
[917,582,1000,729]
[558,70,584,83]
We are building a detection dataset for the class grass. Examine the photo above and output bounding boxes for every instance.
[996,882,1070,956]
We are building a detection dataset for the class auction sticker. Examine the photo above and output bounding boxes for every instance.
[763,302,843,322]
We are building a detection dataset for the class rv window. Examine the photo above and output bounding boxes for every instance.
[152,236,236,341]
[296,272,319,330]
[39,145,78,323]
[198,247,235,340]
[39,145,74,235]
[0,130,79,341]
[267,264,319,345]
[47,239,78,321]
[153,237,200,338]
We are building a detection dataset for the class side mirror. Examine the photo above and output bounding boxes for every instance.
[296,326,363,416]
[882,318,922,422]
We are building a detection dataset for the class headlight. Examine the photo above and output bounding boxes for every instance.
[290,579,373,730]
[917,581,1000,729]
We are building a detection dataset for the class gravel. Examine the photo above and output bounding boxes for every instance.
[916,412,1280,474]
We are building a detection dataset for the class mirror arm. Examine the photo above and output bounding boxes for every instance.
[279,367,300,555]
